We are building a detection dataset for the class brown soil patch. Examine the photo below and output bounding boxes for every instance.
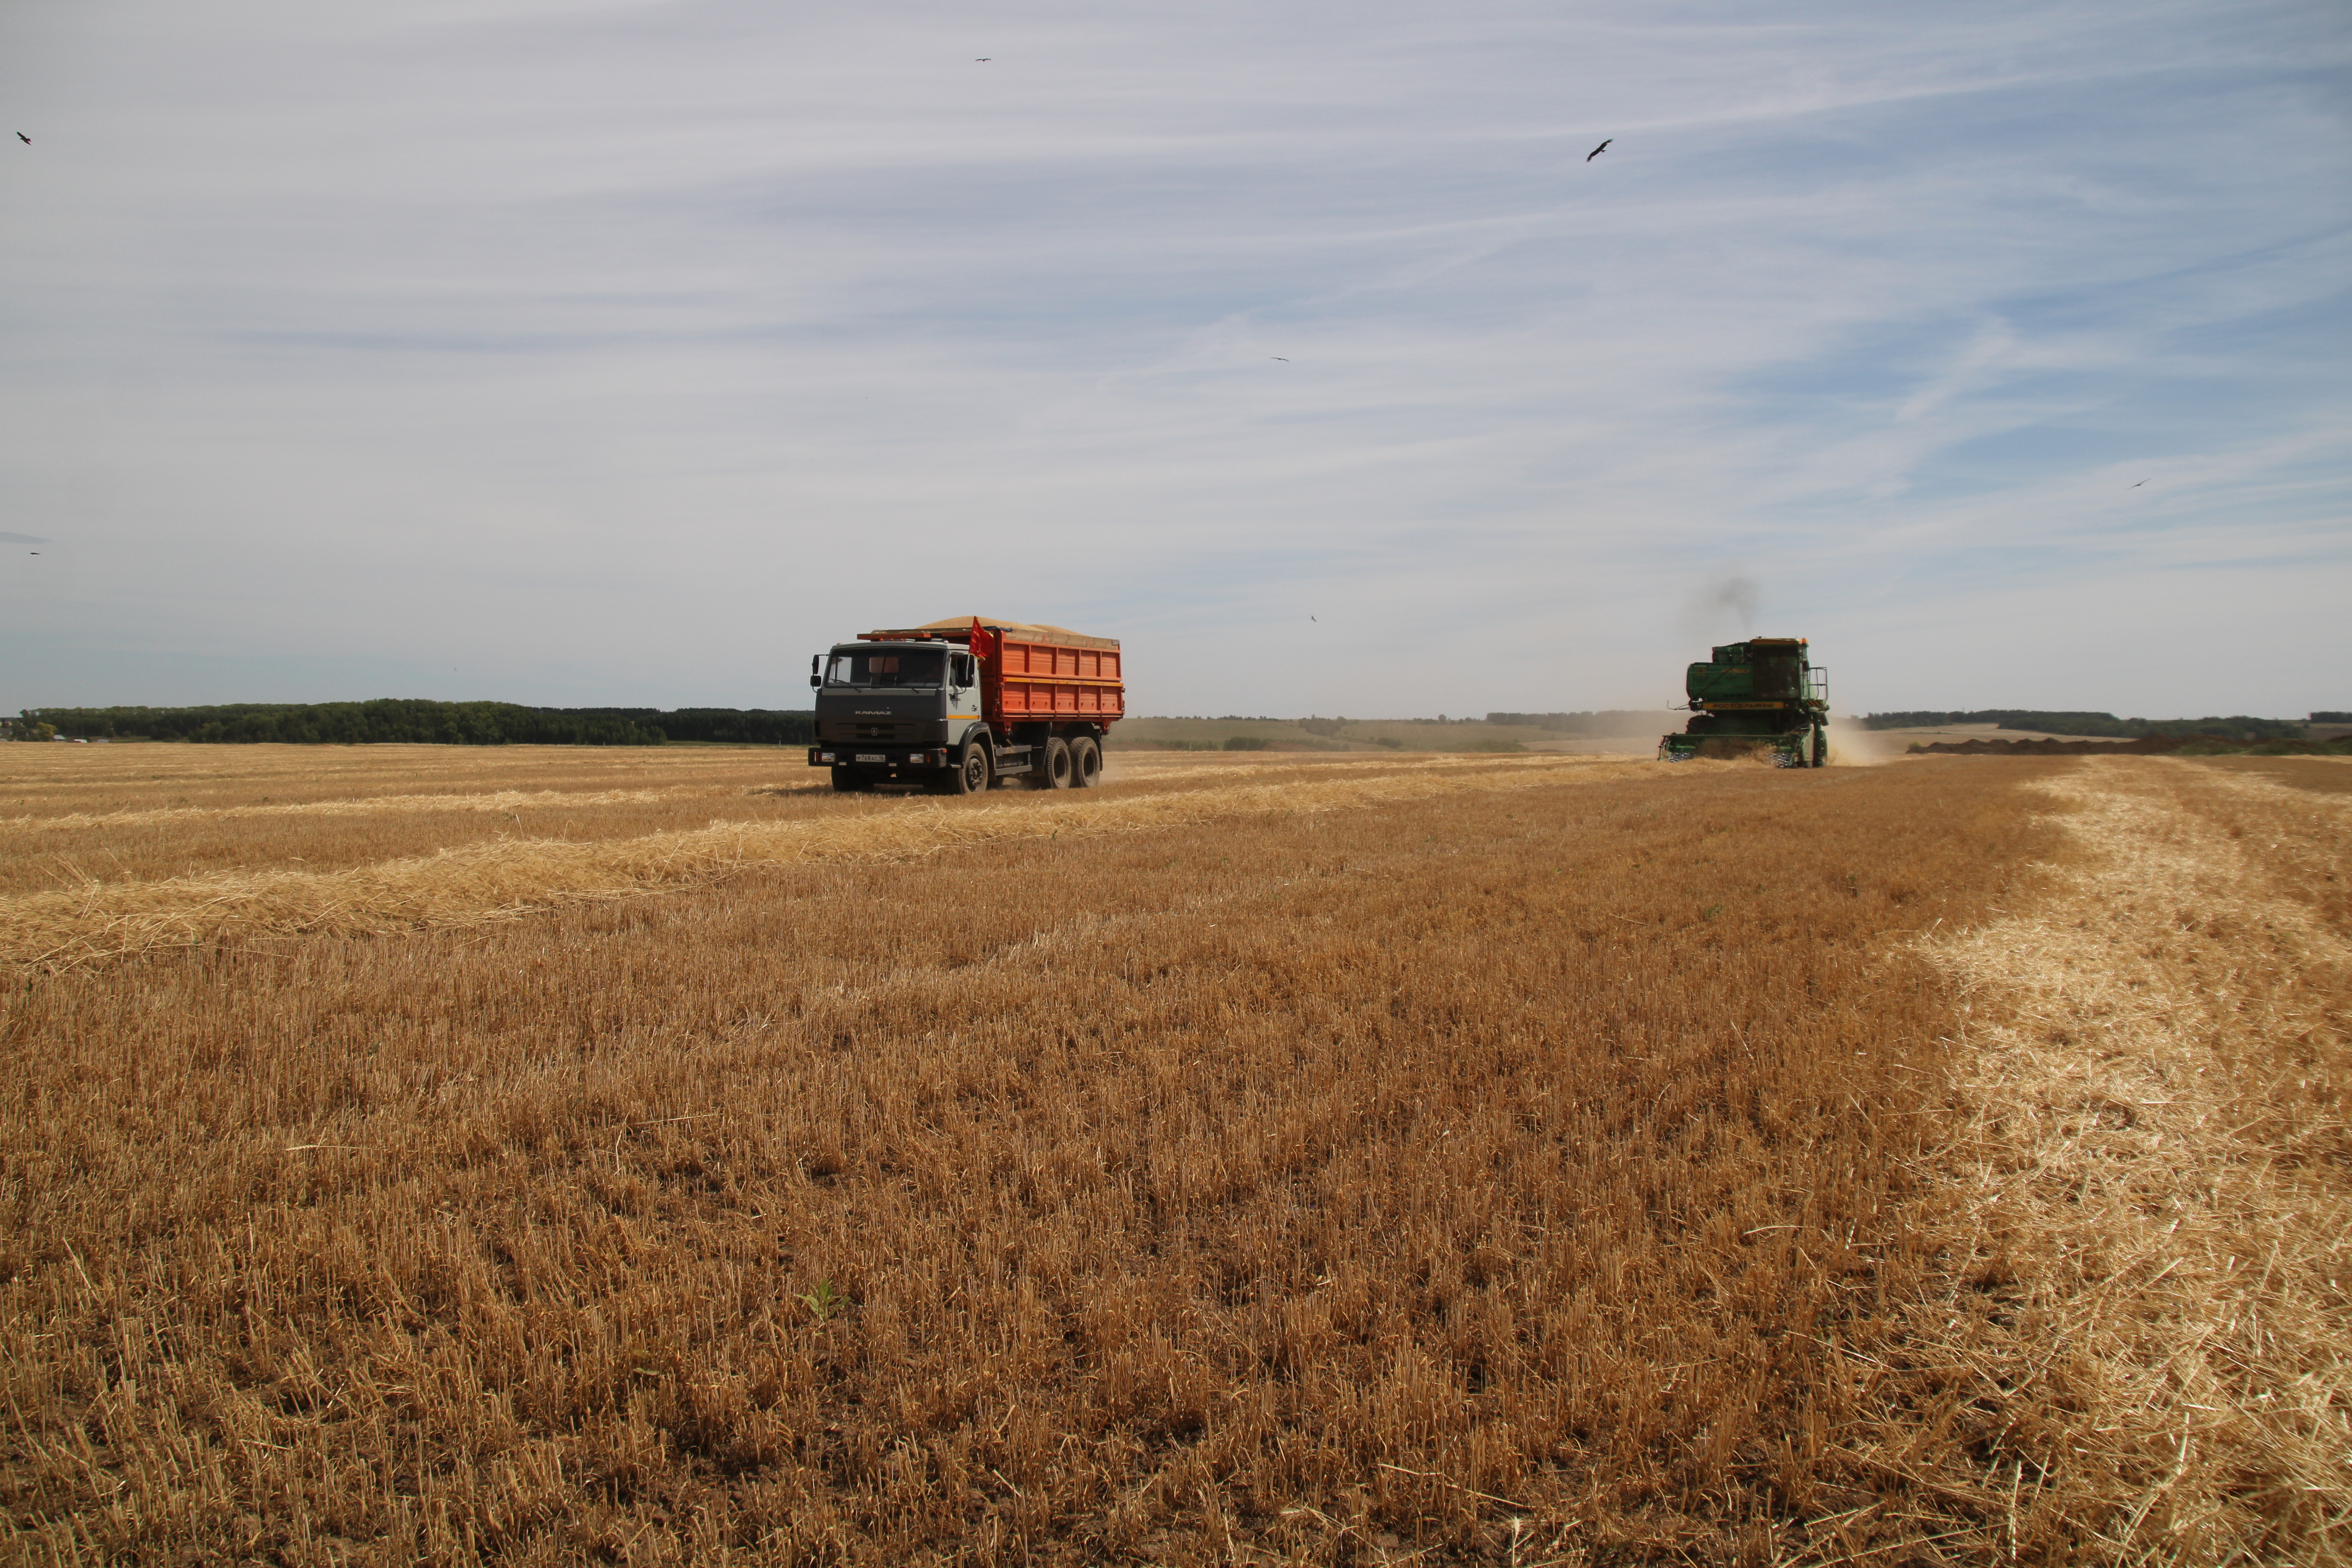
[2190,755,2352,797]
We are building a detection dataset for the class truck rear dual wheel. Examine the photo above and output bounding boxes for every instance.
[1070,735,1101,788]
[1034,737,1073,789]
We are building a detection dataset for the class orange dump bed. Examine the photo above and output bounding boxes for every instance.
[859,617,1124,730]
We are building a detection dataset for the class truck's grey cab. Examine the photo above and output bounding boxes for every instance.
[810,640,985,752]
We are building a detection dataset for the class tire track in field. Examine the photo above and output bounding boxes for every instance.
[2,755,1653,970]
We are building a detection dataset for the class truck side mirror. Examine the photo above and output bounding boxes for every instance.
[809,674,821,688]
[809,655,822,690]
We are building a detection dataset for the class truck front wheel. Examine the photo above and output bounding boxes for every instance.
[829,767,869,793]
[940,741,991,795]
[1069,735,1101,788]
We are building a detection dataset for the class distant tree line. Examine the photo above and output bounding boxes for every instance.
[1485,710,1672,733]
[649,709,818,745]
[18,701,815,746]
[1860,710,2308,740]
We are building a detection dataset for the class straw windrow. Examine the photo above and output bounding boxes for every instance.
[1913,757,2352,1561]
[2,754,1645,970]
[5,785,728,832]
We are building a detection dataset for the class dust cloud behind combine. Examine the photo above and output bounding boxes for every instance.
[1824,716,1899,766]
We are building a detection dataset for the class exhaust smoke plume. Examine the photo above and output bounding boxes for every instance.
[1684,572,1761,636]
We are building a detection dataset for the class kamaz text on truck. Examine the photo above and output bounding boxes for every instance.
[808,617,1123,794]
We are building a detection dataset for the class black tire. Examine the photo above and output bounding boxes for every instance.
[1036,737,1073,790]
[1811,727,1828,768]
[1069,735,1101,788]
[940,740,991,795]
[829,767,868,793]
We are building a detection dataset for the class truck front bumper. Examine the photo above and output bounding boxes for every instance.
[810,747,952,770]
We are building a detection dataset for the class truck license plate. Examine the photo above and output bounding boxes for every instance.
[855,753,886,764]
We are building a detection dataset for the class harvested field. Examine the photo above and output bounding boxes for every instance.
[1,746,2344,1563]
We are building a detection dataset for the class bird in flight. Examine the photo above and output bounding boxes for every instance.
[1310,615,1318,622]
[1586,138,1611,161]
[2131,479,2147,488]
[975,57,991,62]
[16,133,28,145]
[1270,356,1288,361]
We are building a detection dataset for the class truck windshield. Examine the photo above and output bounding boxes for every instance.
[825,649,946,688]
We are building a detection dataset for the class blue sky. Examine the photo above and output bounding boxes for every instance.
[2,0,2346,719]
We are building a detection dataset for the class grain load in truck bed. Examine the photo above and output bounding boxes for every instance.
[900,615,1120,651]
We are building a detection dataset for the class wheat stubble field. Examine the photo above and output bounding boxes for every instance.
[1,746,2345,1565]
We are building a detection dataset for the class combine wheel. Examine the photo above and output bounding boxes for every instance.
[1811,728,1828,768]
[938,741,991,796]
[1036,737,1073,790]
[1069,735,1101,788]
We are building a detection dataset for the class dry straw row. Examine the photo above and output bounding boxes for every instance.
[1915,758,2352,1563]
[0,747,1604,831]
[4,785,719,832]
[1,754,1645,971]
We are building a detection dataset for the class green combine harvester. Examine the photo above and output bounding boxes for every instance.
[1659,636,1830,768]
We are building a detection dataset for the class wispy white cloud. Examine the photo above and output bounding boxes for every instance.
[0,0,2345,719]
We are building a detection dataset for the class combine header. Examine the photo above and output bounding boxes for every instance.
[1659,637,1829,768]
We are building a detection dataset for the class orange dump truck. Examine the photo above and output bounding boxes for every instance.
[806,616,1125,794]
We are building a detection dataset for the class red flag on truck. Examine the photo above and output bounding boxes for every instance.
[968,618,997,659]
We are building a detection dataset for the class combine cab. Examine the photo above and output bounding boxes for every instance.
[1659,637,1829,768]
